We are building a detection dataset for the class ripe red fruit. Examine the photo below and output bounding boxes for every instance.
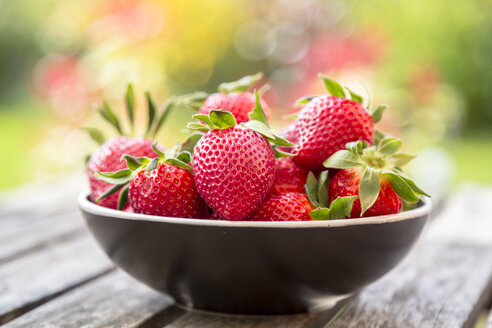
[129,162,205,218]
[199,92,271,124]
[87,136,156,209]
[193,125,275,220]
[269,157,308,196]
[329,168,401,218]
[293,95,374,171]
[249,192,314,221]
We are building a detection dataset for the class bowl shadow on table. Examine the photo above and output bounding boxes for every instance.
[79,191,430,315]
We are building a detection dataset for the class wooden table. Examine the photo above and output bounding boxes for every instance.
[1,177,492,328]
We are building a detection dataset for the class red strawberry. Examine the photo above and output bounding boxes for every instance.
[85,84,177,209]
[323,137,430,218]
[87,136,156,209]
[292,76,380,171]
[293,95,374,171]
[197,72,270,124]
[189,99,291,220]
[329,168,402,218]
[95,144,205,218]
[249,192,314,221]
[199,92,270,124]
[193,125,275,220]
[269,157,308,196]
[129,162,204,218]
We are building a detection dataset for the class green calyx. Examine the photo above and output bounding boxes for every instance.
[304,171,357,220]
[84,84,207,146]
[186,90,293,157]
[309,74,388,123]
[218,72,264,94]
[323,138,430,216]
[94,142,193,210]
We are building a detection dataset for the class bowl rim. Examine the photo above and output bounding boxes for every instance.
[78,189,432,228]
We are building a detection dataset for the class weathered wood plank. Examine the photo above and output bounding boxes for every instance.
[0,234,112,324]
[0,175,83,231]
[0,212,84,264]
[2,271,184,328]
[329,186,492,328]
[328,242,492,328]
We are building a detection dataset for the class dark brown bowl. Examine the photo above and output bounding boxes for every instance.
[78,190,431,315]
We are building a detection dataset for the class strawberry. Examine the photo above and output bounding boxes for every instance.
[85,84,204,209]
[269,157,308,196]
[248,192,314,221]
[87,136,156,209]
[188,93,292,220]
[198,73,271,124]
[324,137,430,217]
[329,168,401,217]
[95,144,205,218]
[292,75,387,172]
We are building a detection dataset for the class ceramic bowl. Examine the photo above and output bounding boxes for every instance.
[78,190,431,315]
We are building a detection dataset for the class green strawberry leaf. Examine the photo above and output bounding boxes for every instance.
[187,122,211,132]
[82,127,105,145]
[94,169,132,185]
[309,208,331,220]
[371,104,388,124]
[394,170,431,197]
[294,95,319,107]
[117,185,129,210]
[218,72,263,94]
[392,152,416,167]
[175,91,208,111]
[209,110,237,129]
[96,183,126,202]
[152,142,165,160]
[165,158,193,171]
[273,147,294,158]
[323,150,362,169]
[152,96,175,137]
[374,129,386,146]
[317,170,330,208]
[359,167,380,216]
[179,133,203,153]
[193,114,214,126]
[176,151,192,164]
[125,83,135,129]
[327,196,357,220]
[383,171,419,203]
[146,157,159,172]
[346,87,364,105]
[243,120,275,139]
[248,90,270,127]
[319,74,350,98]
[99,101,123,135]
[145,91,157,137]
[346,140,369,156]
[378,136,403,155]
[121,154,150,171]
[304,172,319,208]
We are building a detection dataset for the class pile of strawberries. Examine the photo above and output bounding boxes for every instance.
[87,73,429,221]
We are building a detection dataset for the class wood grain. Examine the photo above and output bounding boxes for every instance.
[0,235,112,324]
[3,270,182,328]
[0,212,84,264]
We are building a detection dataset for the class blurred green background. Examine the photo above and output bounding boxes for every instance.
[0,0,491,192]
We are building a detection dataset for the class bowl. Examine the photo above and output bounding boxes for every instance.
[78,190,431,315]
